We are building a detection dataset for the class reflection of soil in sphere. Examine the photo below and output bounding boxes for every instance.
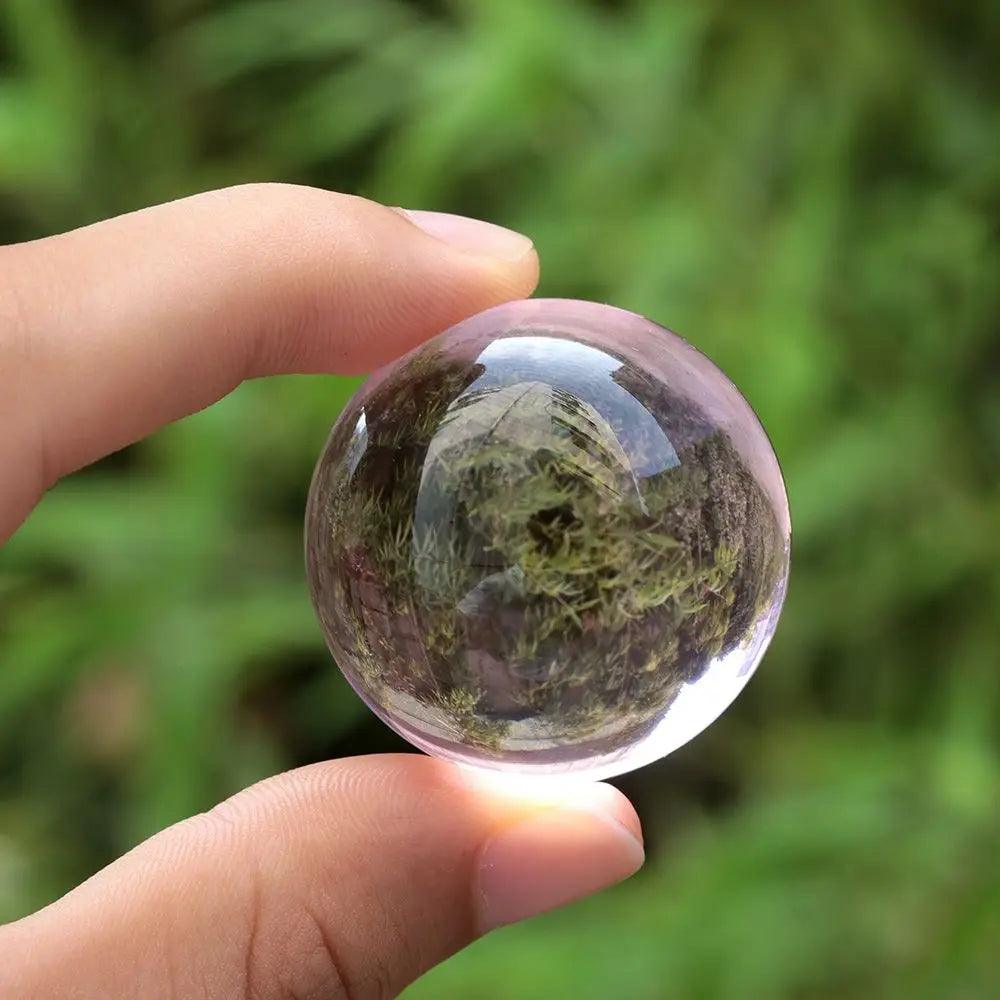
[306,299,790,779]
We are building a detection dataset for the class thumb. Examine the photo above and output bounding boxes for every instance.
[0,755,643,999]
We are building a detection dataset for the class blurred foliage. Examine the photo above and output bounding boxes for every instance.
[1,0,999,996]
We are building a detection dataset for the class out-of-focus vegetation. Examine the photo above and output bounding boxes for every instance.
[1,0,999,996]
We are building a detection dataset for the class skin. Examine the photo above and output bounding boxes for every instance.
[0,185,644,999]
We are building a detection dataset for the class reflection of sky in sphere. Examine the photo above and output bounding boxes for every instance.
[468,336,679,479]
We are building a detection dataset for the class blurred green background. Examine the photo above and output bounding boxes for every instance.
[2,0,999,996]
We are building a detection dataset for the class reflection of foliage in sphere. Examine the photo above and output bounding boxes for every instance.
[307,299,790,779]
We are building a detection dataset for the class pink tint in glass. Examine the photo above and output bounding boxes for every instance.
[305,299,790,780]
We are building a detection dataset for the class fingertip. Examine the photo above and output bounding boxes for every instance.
[395,209,536,264]
[388,206,541,320]
[448,767,644,931]
[253,199,541,376]
[475,801,644,933]
[578,781,645,846]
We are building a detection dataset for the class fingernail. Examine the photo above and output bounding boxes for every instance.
[475,789,644,932]
[396,209,534,262]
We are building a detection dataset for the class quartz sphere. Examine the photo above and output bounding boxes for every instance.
[305,299,790,780]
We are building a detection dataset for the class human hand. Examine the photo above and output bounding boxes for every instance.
[0,185,644,999]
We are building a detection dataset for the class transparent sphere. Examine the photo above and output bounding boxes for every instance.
[306,299,790,780]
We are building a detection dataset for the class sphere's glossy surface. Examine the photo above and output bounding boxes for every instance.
[306,299,790,779]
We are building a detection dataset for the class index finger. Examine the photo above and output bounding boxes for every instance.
[0,184,538,539]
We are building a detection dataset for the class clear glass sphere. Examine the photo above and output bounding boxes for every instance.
[305,299,790,780]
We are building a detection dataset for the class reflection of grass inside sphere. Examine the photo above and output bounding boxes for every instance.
[307,301,789,771]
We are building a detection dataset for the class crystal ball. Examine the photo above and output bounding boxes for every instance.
[305,299,790,780]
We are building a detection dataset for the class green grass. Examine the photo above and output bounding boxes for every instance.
[2,0,999,995]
